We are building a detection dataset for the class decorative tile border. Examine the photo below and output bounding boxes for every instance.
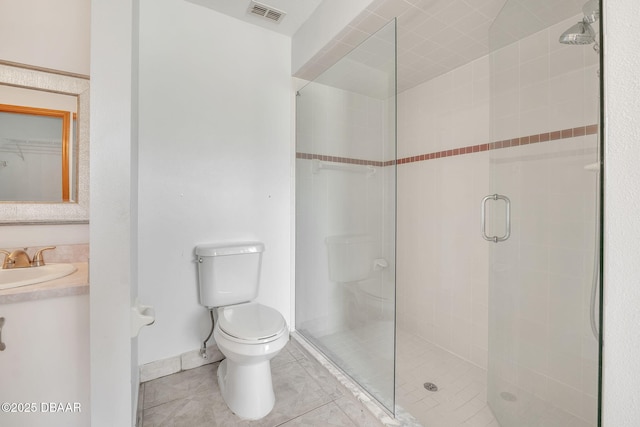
[296,152,385,167]
[297,124,598,167]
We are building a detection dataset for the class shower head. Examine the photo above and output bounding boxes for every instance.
[559,0,599,47]
[582,0,599,24]
[559,20,596,45]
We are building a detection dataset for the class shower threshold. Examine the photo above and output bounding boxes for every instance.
[291,331,422,427]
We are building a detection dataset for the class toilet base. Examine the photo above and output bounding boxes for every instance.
[217,358,275,420]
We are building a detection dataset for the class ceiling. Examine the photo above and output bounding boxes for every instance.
[190,0,588,93]
[186,0,323,37]
[297,0,588,92]
[294,0,508,92]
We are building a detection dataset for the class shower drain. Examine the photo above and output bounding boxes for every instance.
[423,382,438,392]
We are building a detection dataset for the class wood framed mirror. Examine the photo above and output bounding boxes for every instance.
[0,63,89,224]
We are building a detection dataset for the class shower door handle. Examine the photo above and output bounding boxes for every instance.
[482,194,511,243]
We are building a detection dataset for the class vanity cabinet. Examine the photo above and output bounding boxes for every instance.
[0,294,89,427]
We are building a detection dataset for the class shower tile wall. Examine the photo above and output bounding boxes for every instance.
[397,54,492,370]
[397,14,599,425]
[296,82,394,336]
[488,15,599,426]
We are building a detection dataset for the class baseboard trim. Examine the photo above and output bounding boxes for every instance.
[140,345,224,383]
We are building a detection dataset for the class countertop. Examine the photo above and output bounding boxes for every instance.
[0,262,88,304]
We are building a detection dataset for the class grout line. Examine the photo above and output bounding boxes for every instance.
[274,401,346,427]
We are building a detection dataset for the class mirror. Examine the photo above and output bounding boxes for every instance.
[0,92,77,202]
[0,63,89,223]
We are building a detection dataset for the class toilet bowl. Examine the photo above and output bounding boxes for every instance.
[195,242,289,420]
[214,302,288,419]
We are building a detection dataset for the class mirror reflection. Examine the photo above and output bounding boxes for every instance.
[0,85,78,202]
[0,63,89,223]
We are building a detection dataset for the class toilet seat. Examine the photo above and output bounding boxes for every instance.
[217,302,286,343]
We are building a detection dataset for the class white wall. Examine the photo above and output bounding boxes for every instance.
[0,0,89,243]
[136,0,292,366]
[0,0,90,76]
[90,0,137,424]
[602,0,640,425]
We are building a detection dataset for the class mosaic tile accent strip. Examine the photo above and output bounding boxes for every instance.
[297,124,598,167]
[296,152,385,167]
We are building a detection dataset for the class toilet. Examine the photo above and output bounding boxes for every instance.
[196,242,288,420]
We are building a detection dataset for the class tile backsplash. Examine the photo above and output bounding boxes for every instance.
[1,244,89,264]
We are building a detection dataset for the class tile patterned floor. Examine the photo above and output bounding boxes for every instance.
[396,331,595,427]
[310,321,395,413]
[140,327,595,426]
[315,325,500,427]
[138,339,386,427]
[395,330,499,427]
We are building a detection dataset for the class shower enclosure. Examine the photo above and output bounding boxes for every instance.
[295,0,602,425]
[486,0,602,425]
[295,20,397,413]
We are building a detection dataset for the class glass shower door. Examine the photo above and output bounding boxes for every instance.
[486,1,602,426]
[295,19,397,413]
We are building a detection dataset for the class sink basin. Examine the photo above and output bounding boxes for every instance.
[0,263,78,290]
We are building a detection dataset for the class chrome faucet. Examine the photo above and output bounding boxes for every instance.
[0,246,56,269]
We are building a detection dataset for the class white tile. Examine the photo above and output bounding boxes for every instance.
[520,106,550,136]
[371,0,412,20]
[548,350,583,391]
[547,378,583,418]
[397,5,432,33]
[520,80,549,112]
[493,89,519,120]
[180,347,223,371]
[581,393,598,425]
[140,355,181,383]
[517,317,549,373]
[520,28,550,62]
[473,55,490,82]
[516,365,549,400]
[551,45,585,78]
[520,55,549,88]
[433,0,475,25]
[451,316,473,360]
[413,17,449,40]
[493,43,519,72]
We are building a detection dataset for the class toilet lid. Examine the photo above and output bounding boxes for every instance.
[218,302,286,341]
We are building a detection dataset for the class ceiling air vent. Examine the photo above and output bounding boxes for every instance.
[248,1,286,23]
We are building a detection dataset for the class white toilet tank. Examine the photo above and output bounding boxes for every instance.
[196,242,264,308]
[325,234,374,283]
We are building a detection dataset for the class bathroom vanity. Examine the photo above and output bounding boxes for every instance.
[0,260,89,427]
